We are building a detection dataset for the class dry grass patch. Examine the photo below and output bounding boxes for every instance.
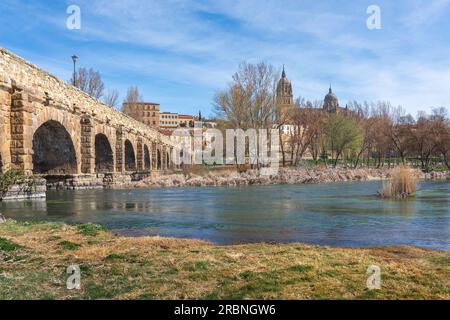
[379,166,417,199]
[0,220,448,300]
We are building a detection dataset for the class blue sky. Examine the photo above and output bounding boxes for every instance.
[1,0,450,117]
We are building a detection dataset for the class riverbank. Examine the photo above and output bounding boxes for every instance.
[124,167,449,189]
[0,220,448,299]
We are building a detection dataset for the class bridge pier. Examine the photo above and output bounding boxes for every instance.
[136,137,144,172]
[115,127,124,174]
[80,116,94,174]
[169,146,174,169]
[162,145,167,171]
[10,89,34,175]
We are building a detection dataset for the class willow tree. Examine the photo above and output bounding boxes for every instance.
[325,114,363,167]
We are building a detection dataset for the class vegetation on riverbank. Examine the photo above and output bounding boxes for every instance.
[0,220,448,300]
[379,166,417,199]
[127,166,449,190]
[0,170,26,194]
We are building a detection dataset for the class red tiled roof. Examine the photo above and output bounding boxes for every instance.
[123,102,160,105]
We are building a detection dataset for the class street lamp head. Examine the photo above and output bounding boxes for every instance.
[71,55,78,63]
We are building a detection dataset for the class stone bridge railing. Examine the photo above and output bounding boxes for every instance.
[0,48,177,176]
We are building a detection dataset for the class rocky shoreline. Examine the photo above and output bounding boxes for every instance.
[122,167,450,189]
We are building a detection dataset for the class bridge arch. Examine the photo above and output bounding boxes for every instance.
[32,120,77,174]
[124,139,136,172]
[95,133,114,173]
[144,144,151,171]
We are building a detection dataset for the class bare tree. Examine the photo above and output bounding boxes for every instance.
[71,67,105,99]
[286,100,327,165]
[387,106,411,165]
[125,86,143,103]
[122,86,143,112]
[305,100,327,163]
[214,62,277,130]
[214,62,278,169]
[103,89,119,109]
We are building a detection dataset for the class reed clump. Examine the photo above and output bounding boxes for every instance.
[379,166,417,199]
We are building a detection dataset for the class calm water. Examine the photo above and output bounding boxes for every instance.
[1,181,449,249]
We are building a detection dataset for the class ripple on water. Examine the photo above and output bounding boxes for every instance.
[1,180,449,249]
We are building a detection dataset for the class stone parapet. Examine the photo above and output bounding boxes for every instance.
[0,48,174,147]
[0,48,177,176]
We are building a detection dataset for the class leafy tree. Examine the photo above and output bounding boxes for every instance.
[325,114,363,167]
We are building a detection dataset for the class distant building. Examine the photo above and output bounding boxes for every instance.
[122,102,201,131]
[160,112,179,130]
[178,114,196,128]
[323,86,339,113]
[123,102,160,128]
[323,86,348,114]
[276,65,294,116]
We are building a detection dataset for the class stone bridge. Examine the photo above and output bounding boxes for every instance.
[0,48,177,182]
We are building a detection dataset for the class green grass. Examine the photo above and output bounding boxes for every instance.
[287,264,314,272]
[58,240,81,251]
[0,237,23,252]
[76,224,105,236]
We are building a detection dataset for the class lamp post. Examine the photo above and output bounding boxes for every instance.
[71,55,78,86]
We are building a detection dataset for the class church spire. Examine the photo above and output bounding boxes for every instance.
[276,64,294,110]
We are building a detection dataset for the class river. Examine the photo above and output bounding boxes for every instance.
[1,180,449,249]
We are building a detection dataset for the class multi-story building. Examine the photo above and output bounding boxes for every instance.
[123,102,160,128]
[159,112,179,130]
[123,102,207,133]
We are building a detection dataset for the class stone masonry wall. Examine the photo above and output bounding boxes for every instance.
[0,47,176,175]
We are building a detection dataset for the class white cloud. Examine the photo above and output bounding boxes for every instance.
[402,0,450,29]
[2,0,450,115]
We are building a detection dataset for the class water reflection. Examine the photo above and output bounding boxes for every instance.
[1,181,449,249]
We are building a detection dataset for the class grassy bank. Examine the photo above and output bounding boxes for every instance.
[0,220,448,300]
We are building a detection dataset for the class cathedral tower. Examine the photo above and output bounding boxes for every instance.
[276,65,294,111]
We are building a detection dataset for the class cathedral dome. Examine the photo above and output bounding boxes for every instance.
[325,87,338,101]
[323,86,339,113]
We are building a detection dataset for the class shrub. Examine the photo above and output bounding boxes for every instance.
[77,224,105,236]
[379,166,417,199]
[0,170,26,194]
